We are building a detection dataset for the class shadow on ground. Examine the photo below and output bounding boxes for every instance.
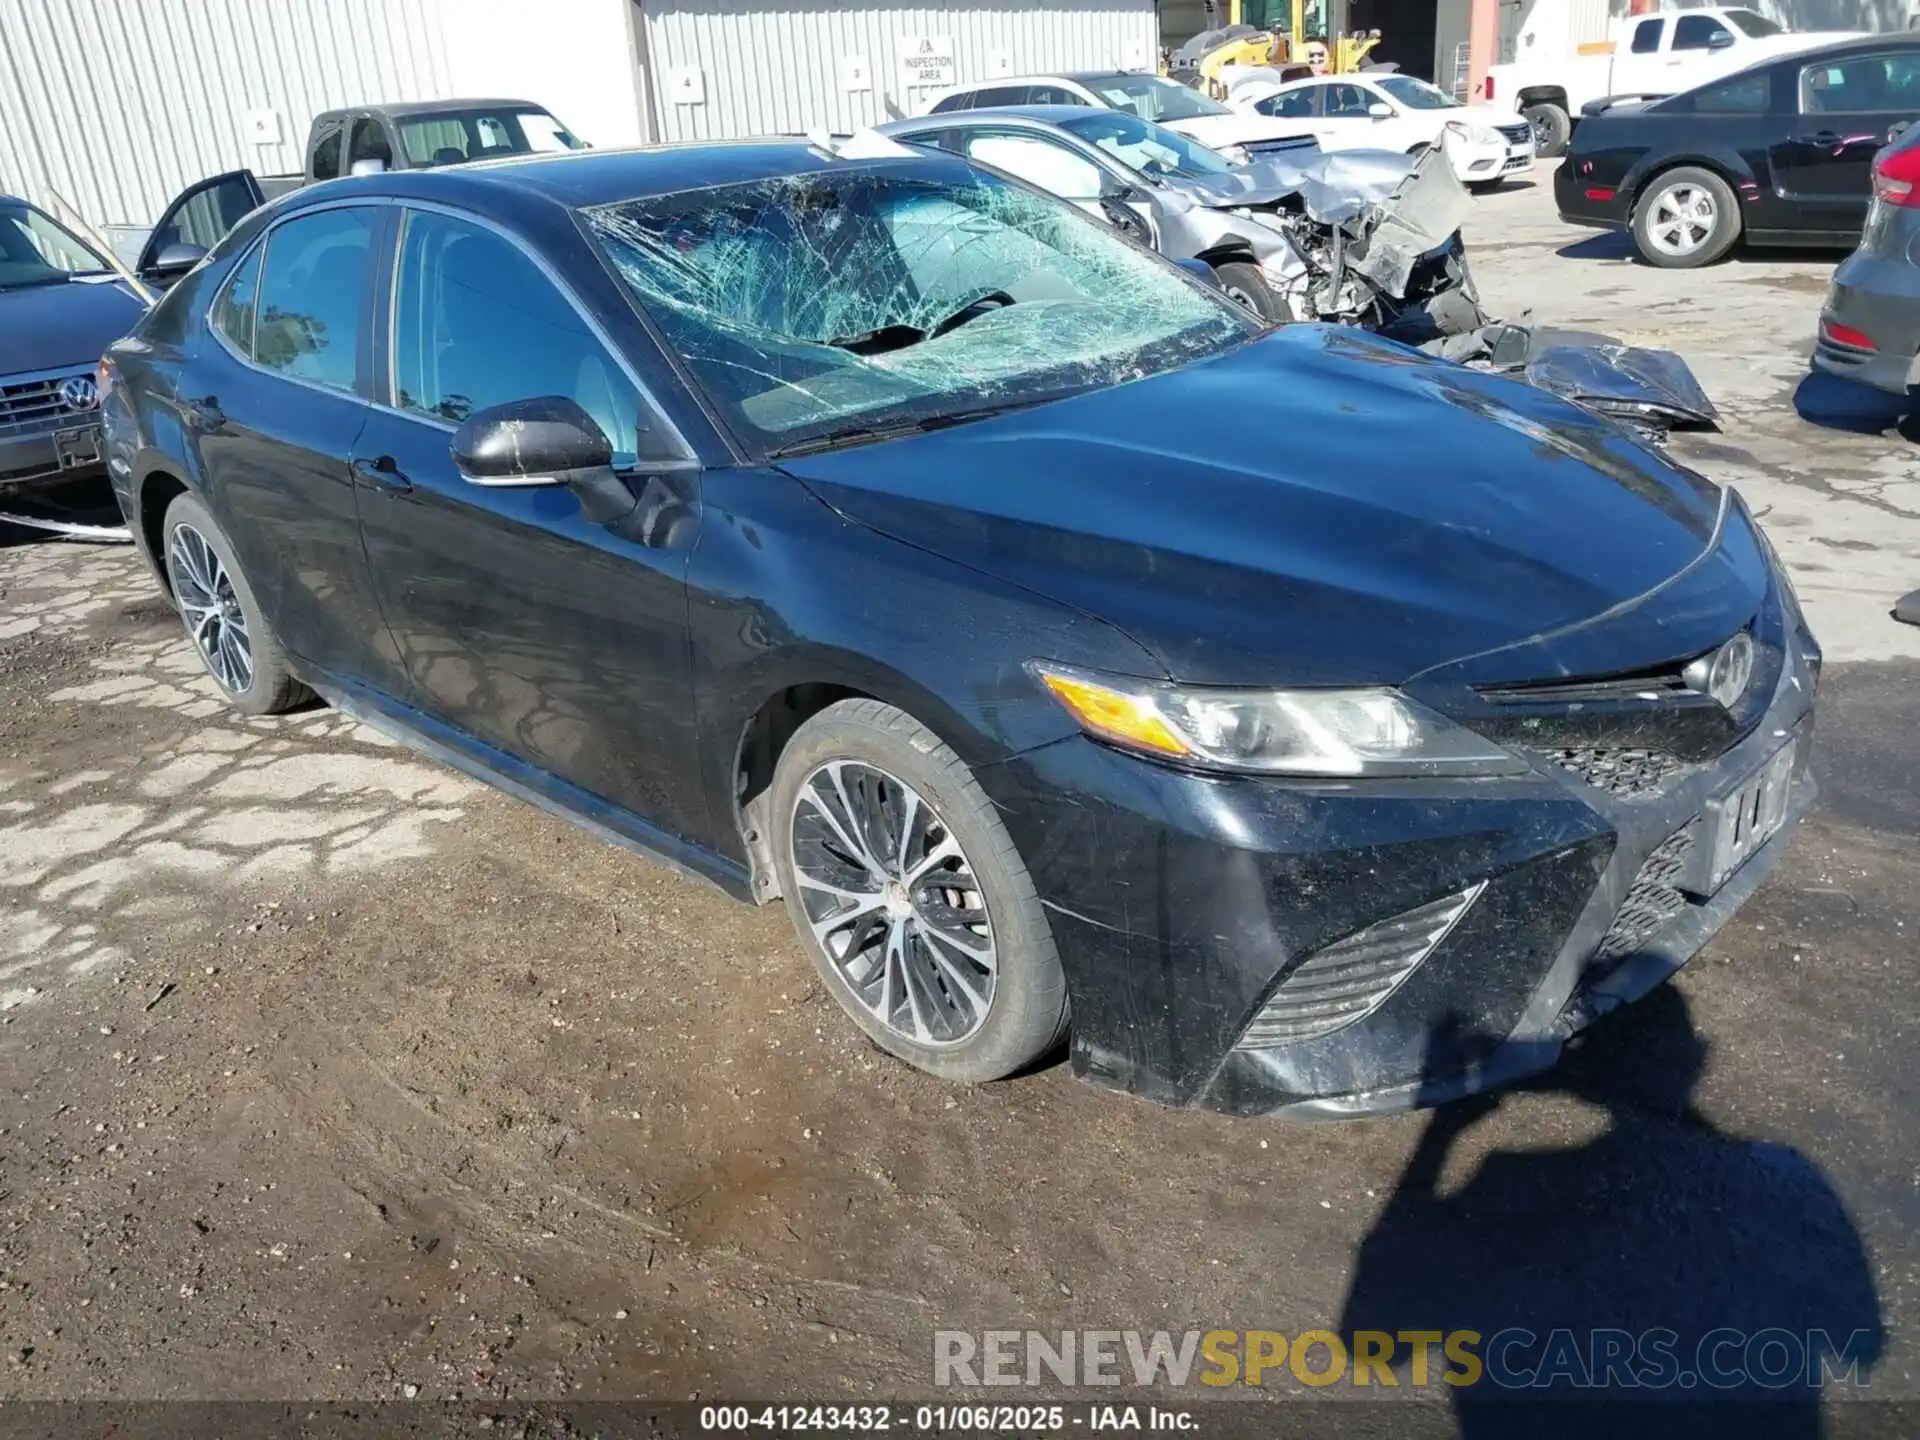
[1340,985,1884,1432]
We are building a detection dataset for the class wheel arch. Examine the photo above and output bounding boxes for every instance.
[1624,153,1750,220]
[133,465,192,592]
[1515,85,1570,110]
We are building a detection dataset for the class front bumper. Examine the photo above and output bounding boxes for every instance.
[985,603,1819,1118]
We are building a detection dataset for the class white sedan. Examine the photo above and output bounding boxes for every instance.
[1229,73,1535,190]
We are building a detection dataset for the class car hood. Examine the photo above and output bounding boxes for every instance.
[1161,112,1317,148]
[0,278,147,377]
[781,326,1755,688]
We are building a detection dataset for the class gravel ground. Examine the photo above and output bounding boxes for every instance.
[0,173,1916,1425]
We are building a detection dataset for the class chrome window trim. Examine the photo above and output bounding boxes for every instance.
[384,198,697,466]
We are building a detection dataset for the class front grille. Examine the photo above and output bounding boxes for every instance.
[0,372,93,439]
[1590,828,1694,967]
[1551,746,1690,799]
[1496,121,1533,146]
[1237,885,1482,1049]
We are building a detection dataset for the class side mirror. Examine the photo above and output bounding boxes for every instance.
[1101,174,1145,202]
[1368,102,1394,119]
[451,396,612,488]
[1706,29,1735,49]
[349,157,388,177]
[145,241,207,275]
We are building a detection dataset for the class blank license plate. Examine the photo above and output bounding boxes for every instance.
[1693,740,1798,895]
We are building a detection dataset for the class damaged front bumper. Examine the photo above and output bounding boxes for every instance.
[983,569,1818,1120]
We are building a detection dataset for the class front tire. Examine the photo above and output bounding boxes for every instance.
[1210,260,1293,325]
[771,699,1068,1083]
[161,492,309,715]
[1523,101,1572,159]
[1632,166,1741,269]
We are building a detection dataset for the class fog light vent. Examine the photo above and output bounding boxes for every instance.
[1236,884,1485,1050]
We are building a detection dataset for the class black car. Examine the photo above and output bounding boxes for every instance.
[103,142,1817,1118]
[1557,37,1920,267]
[1,195,147,524]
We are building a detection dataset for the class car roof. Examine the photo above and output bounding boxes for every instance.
[947,71,1159,90]
[319,97,547,120]
[312,139,968,211]
[886,105,1102,128]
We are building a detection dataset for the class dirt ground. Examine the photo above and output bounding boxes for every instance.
[2,173,1918,1424]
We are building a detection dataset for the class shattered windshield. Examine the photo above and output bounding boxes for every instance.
[1058,112,1235,179]
[1089,74,1233,122]
[582,163,1254,453]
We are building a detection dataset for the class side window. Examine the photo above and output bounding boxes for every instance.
[910,128,967,154]
[1630,18,1665,53]
[210,243,263,356]
[1027,86,1084,105]
[1259,87,1320,118]
[1671,15,1731,50]
[928,90,974,114]
[972,85,1030,107]
[346,117,393,171]
[1690,72,1769,114]
[253,207,375,393]
[392,211,662,464]
[1801,53,1916,112]
[311,123,344,181]
[1325,83,1373,117]
[964,132,1104,199]
[156,175,261,254]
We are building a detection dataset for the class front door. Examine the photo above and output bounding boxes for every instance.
[136,170,266,287]
[1771,50,1920,236]
[184,202,402,690]
[351,206,711,843]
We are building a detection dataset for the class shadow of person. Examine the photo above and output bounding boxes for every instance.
[1339,987,1884,1435]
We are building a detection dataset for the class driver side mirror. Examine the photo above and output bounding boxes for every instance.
[1706,28,1735,49]
[452,396,613,488]
[1101,174,1146,203]
[1368,102,1394,119]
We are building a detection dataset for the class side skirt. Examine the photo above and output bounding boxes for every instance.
[306,672,757,904]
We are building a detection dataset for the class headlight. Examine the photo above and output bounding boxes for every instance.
[1030,662,1527,777]
[1471,125,1505,148]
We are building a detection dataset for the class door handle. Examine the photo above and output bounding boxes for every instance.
[1803,129,1845,147]
[351,455,413,494]
[182,395,225,431]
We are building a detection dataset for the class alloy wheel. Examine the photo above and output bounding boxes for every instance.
[1646,184,1717,259]
[789,760,996,1047]
[168,522,254,694]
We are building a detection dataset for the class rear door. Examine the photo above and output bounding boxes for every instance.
[135,171,266,286]
[1771,50,1920,236]
[185,201,404,692]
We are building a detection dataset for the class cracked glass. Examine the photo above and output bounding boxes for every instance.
[581,161,1256,453]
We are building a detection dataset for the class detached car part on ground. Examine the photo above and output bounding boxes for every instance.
[876,111,1718,440]
[105,141,1815,1118]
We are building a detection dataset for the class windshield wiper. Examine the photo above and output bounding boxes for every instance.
[765,393,1061,459]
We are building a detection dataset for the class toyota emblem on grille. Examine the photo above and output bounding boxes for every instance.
[1684,632,1755,711]
[58,376,100,412]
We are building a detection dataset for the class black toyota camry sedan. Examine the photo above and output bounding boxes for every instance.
[102,141,1818,1118]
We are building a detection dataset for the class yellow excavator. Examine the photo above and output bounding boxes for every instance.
[1178,1,1381,96]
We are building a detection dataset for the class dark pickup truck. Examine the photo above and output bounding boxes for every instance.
[134,98,586,287]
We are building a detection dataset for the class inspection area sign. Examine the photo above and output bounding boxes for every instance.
[897,34,956,90]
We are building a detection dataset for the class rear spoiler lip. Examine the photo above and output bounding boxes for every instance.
[1580,91,1674,118]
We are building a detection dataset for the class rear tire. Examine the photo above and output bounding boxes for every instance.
[1524,101,1572,159]
[1632,166,1741,269]
[1211,260,1294,324]
[161,492,309,715]
[770,699,1068,1083]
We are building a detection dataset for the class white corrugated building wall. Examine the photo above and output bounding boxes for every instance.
[0,0,1157,233]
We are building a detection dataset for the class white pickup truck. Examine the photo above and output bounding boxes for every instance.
[1483,4,1863,157]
